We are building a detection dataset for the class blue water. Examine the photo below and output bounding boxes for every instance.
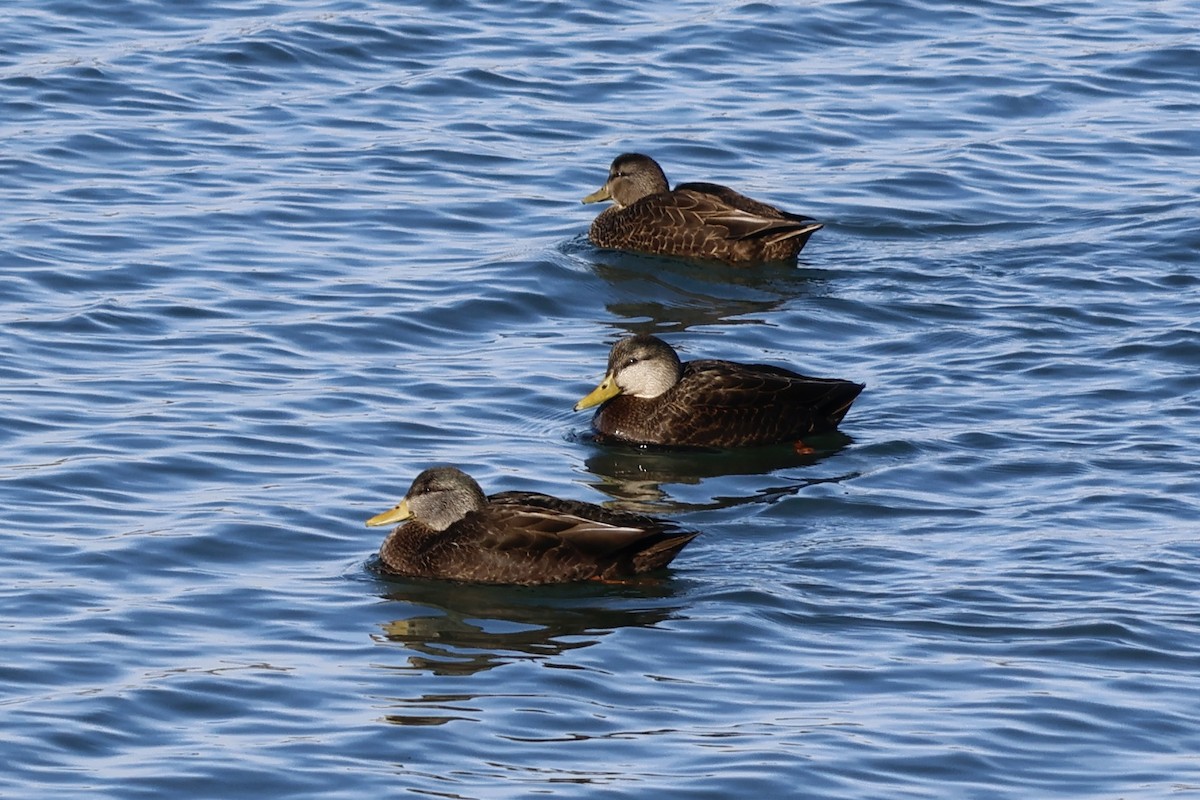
[3,0,1200,797]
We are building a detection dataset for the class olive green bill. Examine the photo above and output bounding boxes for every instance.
[581,184,611,204]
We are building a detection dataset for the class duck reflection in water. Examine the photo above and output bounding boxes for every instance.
[371,579,685,681]
[580,432,858,513]
[588,250,830,336]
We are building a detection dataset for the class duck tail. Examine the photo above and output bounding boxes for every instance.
[632,531,700,573]
[762,220,823,246]
[823,381,866,426]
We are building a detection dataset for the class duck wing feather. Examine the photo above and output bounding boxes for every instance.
[647,360,863,446]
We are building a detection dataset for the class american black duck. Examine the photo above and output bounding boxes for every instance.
[365,466,697,585]
[574,334,864,449]
[582,153,822,264]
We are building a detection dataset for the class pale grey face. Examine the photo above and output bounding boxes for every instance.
[403,467,488,531]
[608,335,683,399]
[605,154,670,208]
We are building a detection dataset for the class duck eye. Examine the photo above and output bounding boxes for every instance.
[623,357,638,368]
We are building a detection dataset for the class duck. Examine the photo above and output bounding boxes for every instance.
[365,466,698,585]
[574,334,864,449]
[581,153,822,264]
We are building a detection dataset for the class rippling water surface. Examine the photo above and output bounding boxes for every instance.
[4,0,1200,797]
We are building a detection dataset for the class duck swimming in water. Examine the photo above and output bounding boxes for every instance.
[574,334,864,449]
[365,466,697,585]
[582,153,822,264]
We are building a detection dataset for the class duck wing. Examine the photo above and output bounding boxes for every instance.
[644,188,812,245]
[489,491,672,531]
[489,493,698,573]
[676,181,816,224]
[484,498,685,559]
[650,360,864,445]
[685,360,859,408]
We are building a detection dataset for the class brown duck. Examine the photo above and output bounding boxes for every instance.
[582,153,822,264]
[365,466,697,585]
[574,334,864,449]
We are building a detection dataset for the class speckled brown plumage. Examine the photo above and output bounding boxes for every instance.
[582,153,822,264]
[366,467,697,585]
[575,335,864,448]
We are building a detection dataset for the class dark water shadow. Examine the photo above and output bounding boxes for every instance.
[576,431,859,513]
[581,245,831,333]
[368,575,687,686]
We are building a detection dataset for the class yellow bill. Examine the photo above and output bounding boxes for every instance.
[574,373,621,411]
[365,499,412,528]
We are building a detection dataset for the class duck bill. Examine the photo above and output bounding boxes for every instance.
[581,184,611,204]
[365,499,412,528]
[574,374,621,411]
